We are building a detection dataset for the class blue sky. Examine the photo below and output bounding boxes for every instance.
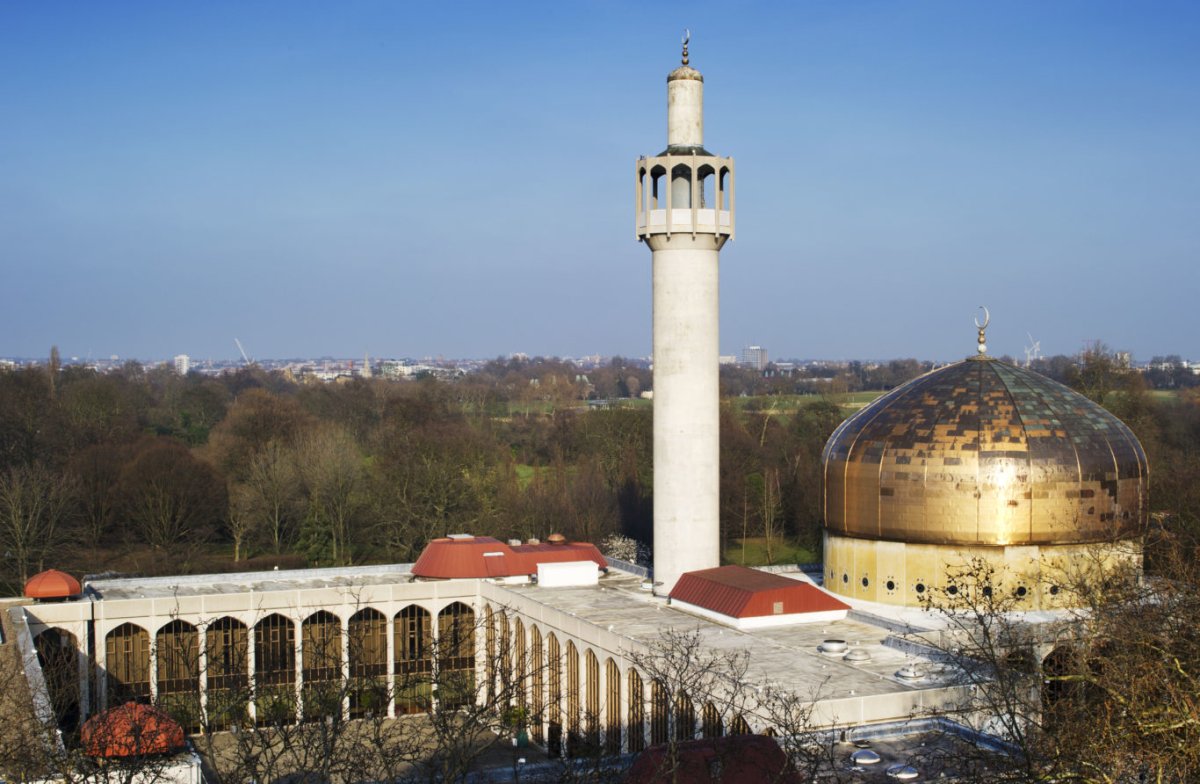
[2,1,1197,362]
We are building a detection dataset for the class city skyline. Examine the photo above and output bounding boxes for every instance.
[2,2,1198,362]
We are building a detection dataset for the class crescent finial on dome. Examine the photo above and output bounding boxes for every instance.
[974,305,990,356]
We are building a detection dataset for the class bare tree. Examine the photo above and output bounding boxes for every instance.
[0,463,76,585]
[292,424,362,565]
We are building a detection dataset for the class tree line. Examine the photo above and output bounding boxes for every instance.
[0,346,1197,592]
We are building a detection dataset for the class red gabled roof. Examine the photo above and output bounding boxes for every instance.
[670,565,849,619]
[411,536,607,579]
[24,569,81,600]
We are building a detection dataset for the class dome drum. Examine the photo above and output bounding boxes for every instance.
[823,533,1143,610]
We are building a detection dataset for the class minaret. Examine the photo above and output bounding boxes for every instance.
[635,34,735,594]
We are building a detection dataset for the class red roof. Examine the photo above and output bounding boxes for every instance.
[670,565,849,619]
[625,735,800,784]
[24,569,81,599]
[81,702,186,758]
[411,536,607,579]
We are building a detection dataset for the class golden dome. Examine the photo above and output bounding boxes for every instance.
[822,357,1148,547]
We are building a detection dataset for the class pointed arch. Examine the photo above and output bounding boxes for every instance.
[547,632,563,757]
[650,679,669,745]
[530,625,544,745]
[34,628,80,733]
[395,605,432,714]
[584,649,600,750]
[566,641,581,753]
[701,701,723,738]
[155,619,200,732]
[349,607,387,718]
[674,691,695,741]
[105,622,150,706]
[205,617,248,730]
[437,602,474,709]
[605,658,621,754]
[628,669,645,753]
[254,613,296,725]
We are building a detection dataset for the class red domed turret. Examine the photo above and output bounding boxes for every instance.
[24,569,81,600]
[81,702,186,758]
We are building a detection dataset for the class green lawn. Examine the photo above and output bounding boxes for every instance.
[722,537,818,567]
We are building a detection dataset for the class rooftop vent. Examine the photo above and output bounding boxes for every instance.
[843,648,872,663]
[850,749,881,765]
[447,533,474,540]
[896,664,926,681]
[819,639,848,654]
[886,764,919,780]
[547,533,567,545]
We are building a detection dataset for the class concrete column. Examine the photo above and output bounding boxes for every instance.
[246,623,257,723]
[293,618,304,721]
[94,624,108,709]
[386,605,396,719]
[340,616,350,720]
[197,625,208,728]
[148,628,159,701]
[649,234,722,593]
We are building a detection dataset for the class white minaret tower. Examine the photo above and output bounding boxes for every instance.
[635,33,735,594]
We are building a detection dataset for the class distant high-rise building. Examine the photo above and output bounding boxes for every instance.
[361,352,372,379]
[742,345,767,370]
[173,354,191,375]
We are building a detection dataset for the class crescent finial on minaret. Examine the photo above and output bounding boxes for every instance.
[682,28,690,66]
[975,306,990,355]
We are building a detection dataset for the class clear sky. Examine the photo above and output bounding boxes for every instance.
[2,1,1197,363]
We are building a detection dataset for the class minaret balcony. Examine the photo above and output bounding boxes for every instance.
[635,154,735,240]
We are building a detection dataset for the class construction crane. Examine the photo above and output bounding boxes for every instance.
[234,338,252,366]
[1024,333,1041,368]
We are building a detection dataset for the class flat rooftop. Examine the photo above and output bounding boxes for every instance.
[493,568,966,723]
[85,563,416,601]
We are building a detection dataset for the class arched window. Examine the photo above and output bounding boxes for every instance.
[437,602,474,709]
[547,633,562,757]
[302,610,342,720]
[701,701,723,738]
[156,620,200,732]
[513,618,526,717]
[730,714,751,735]
[674,691,695,741]
[697,163,715,209]
[605,658,621,754]
[628,669,645,753]
[670,164,692,209]
[1043,645,1082,715]
[650,679,669,746]
[105,623,150,706]
[566,642,581,754]
[584,649,600,750]
[34,628,79,732]
[530,625,544,745]
[395,605,432,714]
[650,165,667,209]
[349,608,387,718]
[205,617,248,730]
[485,606,497,701]
[254,614,296,725]
[719,166,731,210]
[497,610,511,700]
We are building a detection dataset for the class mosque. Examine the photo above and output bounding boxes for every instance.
[0,39,1147,780]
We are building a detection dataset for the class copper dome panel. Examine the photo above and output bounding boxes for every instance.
[822,358,1147,546]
